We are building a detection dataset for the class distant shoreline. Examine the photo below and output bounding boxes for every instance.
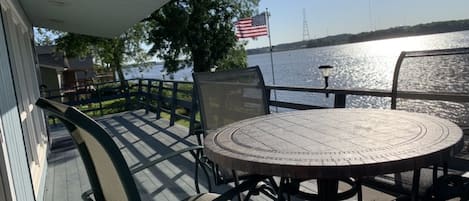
[247,19,469,55]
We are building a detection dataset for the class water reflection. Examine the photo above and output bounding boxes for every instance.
[251,30,469,91]
[249,30,469,126]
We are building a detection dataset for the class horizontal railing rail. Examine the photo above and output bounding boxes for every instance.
[267,85,469,108]
[42,78,469,134]
[42,78,196,131]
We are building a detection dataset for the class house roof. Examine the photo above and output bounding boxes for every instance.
[37,45,93,71]
[19,0,170,38]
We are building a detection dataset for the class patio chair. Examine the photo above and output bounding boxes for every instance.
[36,97,261,201]
[192,66,277,199]
[362,47,469,200]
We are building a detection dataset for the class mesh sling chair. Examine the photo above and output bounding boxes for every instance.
[192,66,360,200]
[192,66,277,200]
[36,98,261,201]
[361,47,469,200]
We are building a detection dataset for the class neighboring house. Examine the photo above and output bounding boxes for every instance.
[0,0,169,201]
[36,45,94,95]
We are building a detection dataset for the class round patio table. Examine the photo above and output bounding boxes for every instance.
[204,108,463,200]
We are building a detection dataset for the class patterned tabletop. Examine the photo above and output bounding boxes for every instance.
[204,109,464,179]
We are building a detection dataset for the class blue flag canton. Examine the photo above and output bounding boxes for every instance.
[252,13,266,27]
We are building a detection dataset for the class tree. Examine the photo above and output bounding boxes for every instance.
[54,23,150,83]
[145,0,259,73]
[34,28,63,46]
[215,42,248,71]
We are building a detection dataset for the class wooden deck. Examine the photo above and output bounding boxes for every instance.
[43,110,396,201]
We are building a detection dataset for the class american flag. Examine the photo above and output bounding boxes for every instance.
[235,13,268,39]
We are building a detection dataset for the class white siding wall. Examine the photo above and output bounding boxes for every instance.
[0,0,48,200]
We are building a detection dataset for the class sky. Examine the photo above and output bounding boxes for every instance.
[244,0,469,49]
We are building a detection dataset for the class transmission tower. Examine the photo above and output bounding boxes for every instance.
[302,8,310,41]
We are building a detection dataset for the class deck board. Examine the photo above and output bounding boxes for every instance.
[43,110,395,201]
[65,150,81,201]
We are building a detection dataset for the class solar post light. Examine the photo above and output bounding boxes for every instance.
[318,65,333,97]
[318,65,333,88]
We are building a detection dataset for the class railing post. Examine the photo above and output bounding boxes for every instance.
[334,94,346,108]
[265,88,272,112]
[137,79,143,106]
[97,83,103,116]
[156,80,163,119]
[73,85,78,105]
[189,85,198,135]
[146,80,152,114]
[169,82,178,126]
[123,80,131,110]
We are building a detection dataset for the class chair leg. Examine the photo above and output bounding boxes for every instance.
[194,157,201,193]
[214,175,266,201]
[278,178,288,201]
[356,178,363,201]
[232,170,243,201]
[192,150,213,192]
[411,168,421,201]
[443,162,448,176]
[202,163,213,192]
[243,183,258,201]
[268,177,279,193]
[192,150,202,193]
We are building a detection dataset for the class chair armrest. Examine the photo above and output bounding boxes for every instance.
[130,146,204,174]
[190,128,206,146]
[81,189,94,201]
[193,128,204,134]
[190,128,205,137]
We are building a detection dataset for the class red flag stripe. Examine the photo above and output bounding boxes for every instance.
[235,27,267,38]
[236,31,268,38]
[237,26,267,34]
[235,14,268,39]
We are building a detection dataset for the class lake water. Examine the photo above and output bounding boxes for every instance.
[250,31,469,108]
[124,30,469,125]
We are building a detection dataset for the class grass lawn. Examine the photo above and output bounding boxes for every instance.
[49,98,194,128]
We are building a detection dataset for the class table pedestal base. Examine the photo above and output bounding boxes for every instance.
[318,179,339,201]
[279,178,360,201]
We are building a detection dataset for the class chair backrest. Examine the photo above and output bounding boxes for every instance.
[391,47,469,132]
[36,98,141,201]
[193,66,270,132]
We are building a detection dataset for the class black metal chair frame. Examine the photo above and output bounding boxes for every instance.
[36,98,264,201]
[192,66,278,200]
[363,47,469,200]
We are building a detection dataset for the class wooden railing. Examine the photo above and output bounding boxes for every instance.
[133,79,196,131]
[41,47,469,136]
[268,85,469,108]
[43,79,137,115]
[42,79,198,131]
[42,78,469,135]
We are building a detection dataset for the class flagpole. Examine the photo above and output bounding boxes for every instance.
[265,8,278,112]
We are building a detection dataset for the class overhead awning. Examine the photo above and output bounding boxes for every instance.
[19,0,170,38]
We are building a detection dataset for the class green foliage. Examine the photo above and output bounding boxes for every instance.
[216,42,248,71]
[145,0,259,73]
[176,83,193,101]
[54,23,151,82]
[34,27,62,46]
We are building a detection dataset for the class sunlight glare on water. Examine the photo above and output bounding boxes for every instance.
[247,30,469,109]
[126,31,469,112]
[125,31,469,126]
